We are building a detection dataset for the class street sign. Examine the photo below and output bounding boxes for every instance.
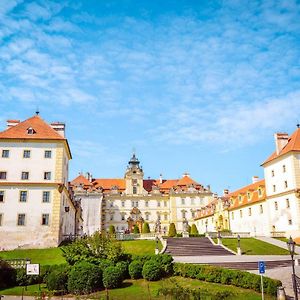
[258,261,265,274]
[26,264,40,275]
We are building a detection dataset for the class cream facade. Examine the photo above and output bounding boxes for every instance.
[71,154,213,234]
[0,115,81,250]
[195,127,300,240]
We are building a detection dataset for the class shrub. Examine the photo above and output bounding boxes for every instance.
[173,263,281,296]
[142,222,150,233]
[168,223,177,237]
[108,225,116,235]
[151,254,174,276]
[102,266,123,289]
[142,260,162,281]
[190,224,199,235]
[67,261,102,294]
[46,270,68,293]
[116,261,129,280]
[133,224,140,234]
[187,225,191,234]
[0,260,16,288]
[128,260,143,279]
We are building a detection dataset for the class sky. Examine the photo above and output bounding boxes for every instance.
[0,0,300,194]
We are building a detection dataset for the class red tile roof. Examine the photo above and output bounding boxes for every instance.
[0,115,65,140]
[93,179,126,191]
[262,128,300,165]
[71,174,93,187]
[227,179,266,211]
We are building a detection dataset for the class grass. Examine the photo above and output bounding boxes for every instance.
[275,237,300,246]
[0,247,65,265]
[0,240,162,266]
[0,277,276,299]
[213,238,290,255]
[122,240,163,255]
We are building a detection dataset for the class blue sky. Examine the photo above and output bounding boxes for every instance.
[1,0,300,194]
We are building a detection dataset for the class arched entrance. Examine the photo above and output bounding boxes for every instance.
[127,207,144,233]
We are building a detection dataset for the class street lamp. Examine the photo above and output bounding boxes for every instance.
[155,235,159,254]
[237,234,240,248]
[287,236,298,300]
[205,220,208,234]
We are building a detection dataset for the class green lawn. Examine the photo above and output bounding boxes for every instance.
[122,240,163,255]
[0,247,65,265]
[213,238,290,255]
[0,240,162,266]
[0,277,275,300]
[275,237,300,246]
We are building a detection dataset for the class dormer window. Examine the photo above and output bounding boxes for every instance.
[258,188,262,197]
[238,195,242,202]
[247,192,251,200]
[27,127,36,135]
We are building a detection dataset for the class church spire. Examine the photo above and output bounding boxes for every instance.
[128,152,140,168]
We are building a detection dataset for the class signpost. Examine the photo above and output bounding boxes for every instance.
[26,264,40,275]
[258,261,265,300]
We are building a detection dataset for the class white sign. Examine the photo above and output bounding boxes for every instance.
[26,264,40,275]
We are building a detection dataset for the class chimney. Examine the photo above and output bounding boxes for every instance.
[51,122,65,137]
[159,174,163,184]
[274,133,289,155]
[223,189,229,196]
[252,176,259,184]
[7,120,20,128]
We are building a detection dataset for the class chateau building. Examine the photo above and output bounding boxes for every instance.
[0,115,81,250]
[71,153,214,234]
[195,126,300,240]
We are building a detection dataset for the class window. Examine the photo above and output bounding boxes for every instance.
[164,201,167,207]
[288,219,292,225]
[191,198,195,205]
[42,214,49,225]
[133,186,137,194]
[19,191,27,202]
[260,204,263,214]
[181,198,185,205]
[44,172,51,180]
[271,170,274,177]
[42,191,50,203]
[247,192,251,200]
[135,201,138,207]
[23,150,31,158]
[248,207,252,216]
[17,214,25,226]
[182,211,186,219]
[44,150,52,158]
[145,201,149,207]
[0,191,4,202]
[239,210,243,218]
[21,172,29,180]
[191,211,195,218]
[273,185,276,192]
[0,213,2,226]
[275,201,278,210]
[258,188,262,196]
[121,201,125,207]
[110,214,114,221]
[283,165,286,172]
[284,181,288,188]
[238,195,242,202]
[132,179,137,184]
[2,150,9,158]
[286,198,290,208]
[121,214,125,221]
[164,214,168,221]
[0,172,7,179]
[110,201,114,208]
[131,201,134,207]
[27,127,35,134]
[146,214,149,221]
[231,212,234,220]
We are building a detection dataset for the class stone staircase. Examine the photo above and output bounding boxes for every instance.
[164,237,234,256]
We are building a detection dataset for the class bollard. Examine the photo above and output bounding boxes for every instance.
[277,286,286,300]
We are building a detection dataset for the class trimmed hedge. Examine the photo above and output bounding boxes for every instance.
[115,261,129,280]
[67,261,102,294]
[103,266,123,289]
[0,260,16,289]
[129,260,143,279]
[142,260,162,281]
[168,223,177,237]
[173,263,281,295]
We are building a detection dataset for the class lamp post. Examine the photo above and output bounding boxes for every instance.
[237,234,241,255]
[287,236,298,300]
[155,235,159,255]
[217,228,222,245]
[205,220,208,235]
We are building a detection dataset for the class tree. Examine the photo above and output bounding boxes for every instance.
[133,224,140,234]
[108,225,116,235]
[190,224,199,235]
[142,222,150,233]
[168,223,177,237]
[187,225,191,234]
[61,232,124,264]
